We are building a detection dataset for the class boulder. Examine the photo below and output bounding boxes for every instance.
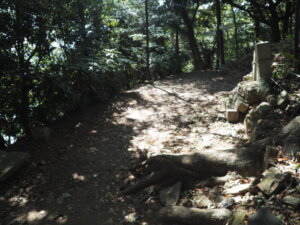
[279,116,300,155]
[280,116,300,138]
[0,151,30,182]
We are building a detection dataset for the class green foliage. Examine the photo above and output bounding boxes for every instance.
[272,37,298,79]
[0,0,297,143]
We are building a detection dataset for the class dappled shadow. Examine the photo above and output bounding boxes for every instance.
[0,91,153,225]
[0,70,248,225]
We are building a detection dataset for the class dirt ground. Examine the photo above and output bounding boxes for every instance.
[0,70,248,225]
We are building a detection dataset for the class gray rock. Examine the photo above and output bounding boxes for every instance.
[192,191,213,208]
[255,102,272,118]
[284,141,300,156]
[237,81,263,105]
[282,195,300,208]
[226,183,252,195]
[0,151,30,182]
[279,116,300,155]
[159,182,181,206]
[232,92,249,113]
[248,207,283,225]
[257,167,291,196]
[267,95,277,107]
[208,186,224,203]
[280,116,300,138]
[296,185,300,194]
[277,90,289,107]
[229,210,247,225]
[218,198,235,209]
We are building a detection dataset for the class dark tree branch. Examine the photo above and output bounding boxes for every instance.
[279,0,296,20]
[224,0,269,24]
[192,0,201,22]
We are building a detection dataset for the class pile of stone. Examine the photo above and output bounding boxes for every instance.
[226,42,273,123]
[158,164,300,225]
[226,42,300,145]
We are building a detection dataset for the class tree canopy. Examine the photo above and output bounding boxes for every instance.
[0,0,299,145]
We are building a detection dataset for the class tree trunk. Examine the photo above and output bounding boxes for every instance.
[270,20,281,42]
[145,0,151,80]
[77,1,89,57]
[254,18,261,40]
[282,1,293,38]
[158,207,231,225]
[175,26,181,73]
[295,0,300,71]
[178,6,202,70]
[15,1,31,136]
[269,6,281,43]
[215,0,225,66]
[231,5,239,59]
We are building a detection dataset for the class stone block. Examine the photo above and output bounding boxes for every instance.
[257,59,272,82]
[252,42,272,83]
[255,42,272,60]
[226,109,239,123]
[237,81,262,105]
[0,151,30,182]
[235,98,249,113]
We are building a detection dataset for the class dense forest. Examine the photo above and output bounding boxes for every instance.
[1,1,300,225]
[0,0,299,145]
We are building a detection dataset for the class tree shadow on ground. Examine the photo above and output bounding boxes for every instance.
[0,70,249,225]
[0,91,154,225]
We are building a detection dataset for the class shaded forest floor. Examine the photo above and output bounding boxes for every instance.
[1,70,248,225]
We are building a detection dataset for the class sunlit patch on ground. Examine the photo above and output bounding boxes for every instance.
[0,71,248,225]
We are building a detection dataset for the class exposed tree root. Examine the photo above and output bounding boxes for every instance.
[121,138,272,195]
[157,206,232,225]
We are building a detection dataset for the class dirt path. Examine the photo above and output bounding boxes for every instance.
[1,71,247,225]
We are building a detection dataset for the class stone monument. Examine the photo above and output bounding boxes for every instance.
[226,42,272,123]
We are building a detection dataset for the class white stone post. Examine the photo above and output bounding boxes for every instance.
[255,42,272,83]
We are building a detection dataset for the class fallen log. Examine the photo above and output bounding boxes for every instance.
[157,206,232,225]
[121,138,273,195]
